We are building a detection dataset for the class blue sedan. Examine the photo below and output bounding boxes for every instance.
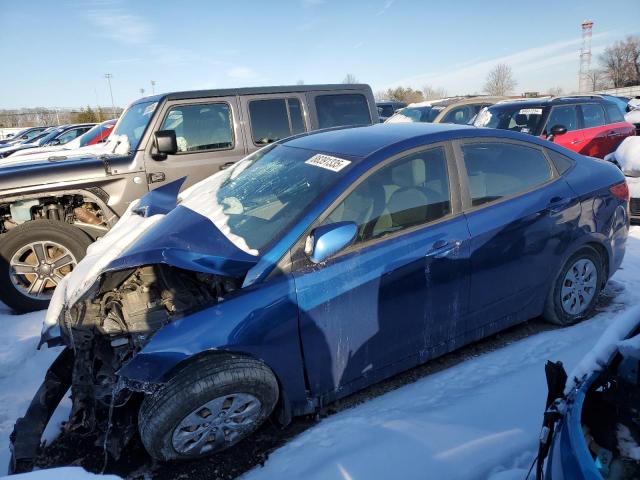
[15,123,629,468]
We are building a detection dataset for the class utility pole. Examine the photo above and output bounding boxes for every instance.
[55,109,61,126]
[104,73,115,117]
[140,88,145,97]
[150,80,156,95]
[578,20,594,93]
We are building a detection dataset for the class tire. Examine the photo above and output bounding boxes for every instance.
[543,246,604,326]
[138,354,279,462]
[0,220,92,313]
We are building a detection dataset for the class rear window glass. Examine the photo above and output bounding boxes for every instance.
[462,142,552,206]
[604,102,625,123]
[581,103,606,128]
[315,94,371,129]
[249,98,306,145]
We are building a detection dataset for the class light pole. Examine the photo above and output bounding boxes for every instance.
[104,73,115,117]
[140,88,145,97]
[150,80,156,95]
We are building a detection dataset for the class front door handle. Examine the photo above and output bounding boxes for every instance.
[570,139,584,145]
[426,240,462,259]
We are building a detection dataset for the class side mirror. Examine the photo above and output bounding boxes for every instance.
[153,130,178,160]
[48,139,61,146]
[547,124,567,142]
[305,221,357,264]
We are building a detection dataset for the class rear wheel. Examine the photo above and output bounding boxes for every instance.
[543,246,604,326]
[0,220,92,313]
[138,355,279,462]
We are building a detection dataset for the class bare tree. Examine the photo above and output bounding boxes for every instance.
[384,87,424,103]
[342,73,359,84]
[548,86,564,97]
[599,36,640,87]
[484,64,517,96]
[374,90,389,101]
[422,85,447,100]
[585,70,607,91]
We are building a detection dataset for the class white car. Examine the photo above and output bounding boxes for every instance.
[605,136,640,221]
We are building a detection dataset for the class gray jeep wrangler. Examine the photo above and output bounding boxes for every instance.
[0,84,378,312]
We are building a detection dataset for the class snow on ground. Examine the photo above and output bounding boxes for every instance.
[0,227,639,479]
[7,467,120,479]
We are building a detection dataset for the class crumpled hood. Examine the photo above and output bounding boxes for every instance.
[42,178,259,337]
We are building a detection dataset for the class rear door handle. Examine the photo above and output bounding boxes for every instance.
[426,240,462,259]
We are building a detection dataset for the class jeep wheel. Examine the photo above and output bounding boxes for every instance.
[0,220,92,313]
[138,355,279,462]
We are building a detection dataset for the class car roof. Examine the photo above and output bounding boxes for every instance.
[281,122,481,157]
[132,84,371,105]
[494,95,611,108]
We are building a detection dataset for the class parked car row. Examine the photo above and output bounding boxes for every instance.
[0,123,98,159]
[0,82,634,475]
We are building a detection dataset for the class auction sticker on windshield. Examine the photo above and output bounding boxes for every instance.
[305,154,351,172]
[519,108,543,115]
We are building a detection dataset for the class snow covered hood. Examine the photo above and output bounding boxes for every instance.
[604,136,640,177]
[43,173,261,333]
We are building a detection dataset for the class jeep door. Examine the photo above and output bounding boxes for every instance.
[239,93,308,154]
[142,97,247,190]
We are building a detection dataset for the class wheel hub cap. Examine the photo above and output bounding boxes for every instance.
[171,393,262,455]
[561,258,597,315]
[9,241,78,300]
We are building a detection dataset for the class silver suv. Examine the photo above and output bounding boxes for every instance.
[0,84,378,312]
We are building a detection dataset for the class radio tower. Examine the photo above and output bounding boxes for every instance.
[579,20,594,93]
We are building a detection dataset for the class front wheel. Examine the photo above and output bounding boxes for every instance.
[543,246,604,326]
[0,220,92,313]
[138,355,279,462]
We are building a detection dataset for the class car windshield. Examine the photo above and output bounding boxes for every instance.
[386,105,444,123]
[179,144,355,255]
[35,127,66,146]
[474,104,546,135]
[109,101,157,152]
[69,121,113,148]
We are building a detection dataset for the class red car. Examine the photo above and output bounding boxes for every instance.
[473,96,635,158]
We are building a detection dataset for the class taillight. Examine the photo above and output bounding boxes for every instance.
[610,181,630,202]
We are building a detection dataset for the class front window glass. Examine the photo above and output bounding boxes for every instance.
[161,103,233,153]
[604,102,625,123]
[474,105,545,135]
[378,104,396,117]
[179,145,355,254]
[581,104,606,128]
[315,94,371,128]
[442,106,474,124]
[461,142,552,207]
[109,100,157,152]
[323,147,451,243]
[545,105,579,133]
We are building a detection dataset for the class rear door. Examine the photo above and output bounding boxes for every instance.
[143,97,246,190]
[239,93,308,155]
[578,103,609,158]
[455,138,580,335]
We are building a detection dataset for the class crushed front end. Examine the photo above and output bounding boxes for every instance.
[10,264,239,474]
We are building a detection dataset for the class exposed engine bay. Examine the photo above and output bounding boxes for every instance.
[581,351,640,478]
[10,264,238,473]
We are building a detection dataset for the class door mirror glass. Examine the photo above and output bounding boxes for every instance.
[47,139,61,146]
[306,221,357,264]
[154,130,178,159]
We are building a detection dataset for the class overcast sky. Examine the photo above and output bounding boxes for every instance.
[1,0,639,109]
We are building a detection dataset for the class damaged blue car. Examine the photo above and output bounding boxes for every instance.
[10,122,629,472]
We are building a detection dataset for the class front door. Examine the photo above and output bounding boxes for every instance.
[292,146,470,398]
[143,97,247,190]
[543,104,583,153]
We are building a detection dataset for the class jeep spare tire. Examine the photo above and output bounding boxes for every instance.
[0,220,92,313]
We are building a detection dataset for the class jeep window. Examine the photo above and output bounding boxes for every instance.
[581,103,606,128]
[110,100,157,152]
[183,144,355,254]
[315,94,371,129]
[161,103,233,153]
[474,104,545,135]
[249,98,305,146]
